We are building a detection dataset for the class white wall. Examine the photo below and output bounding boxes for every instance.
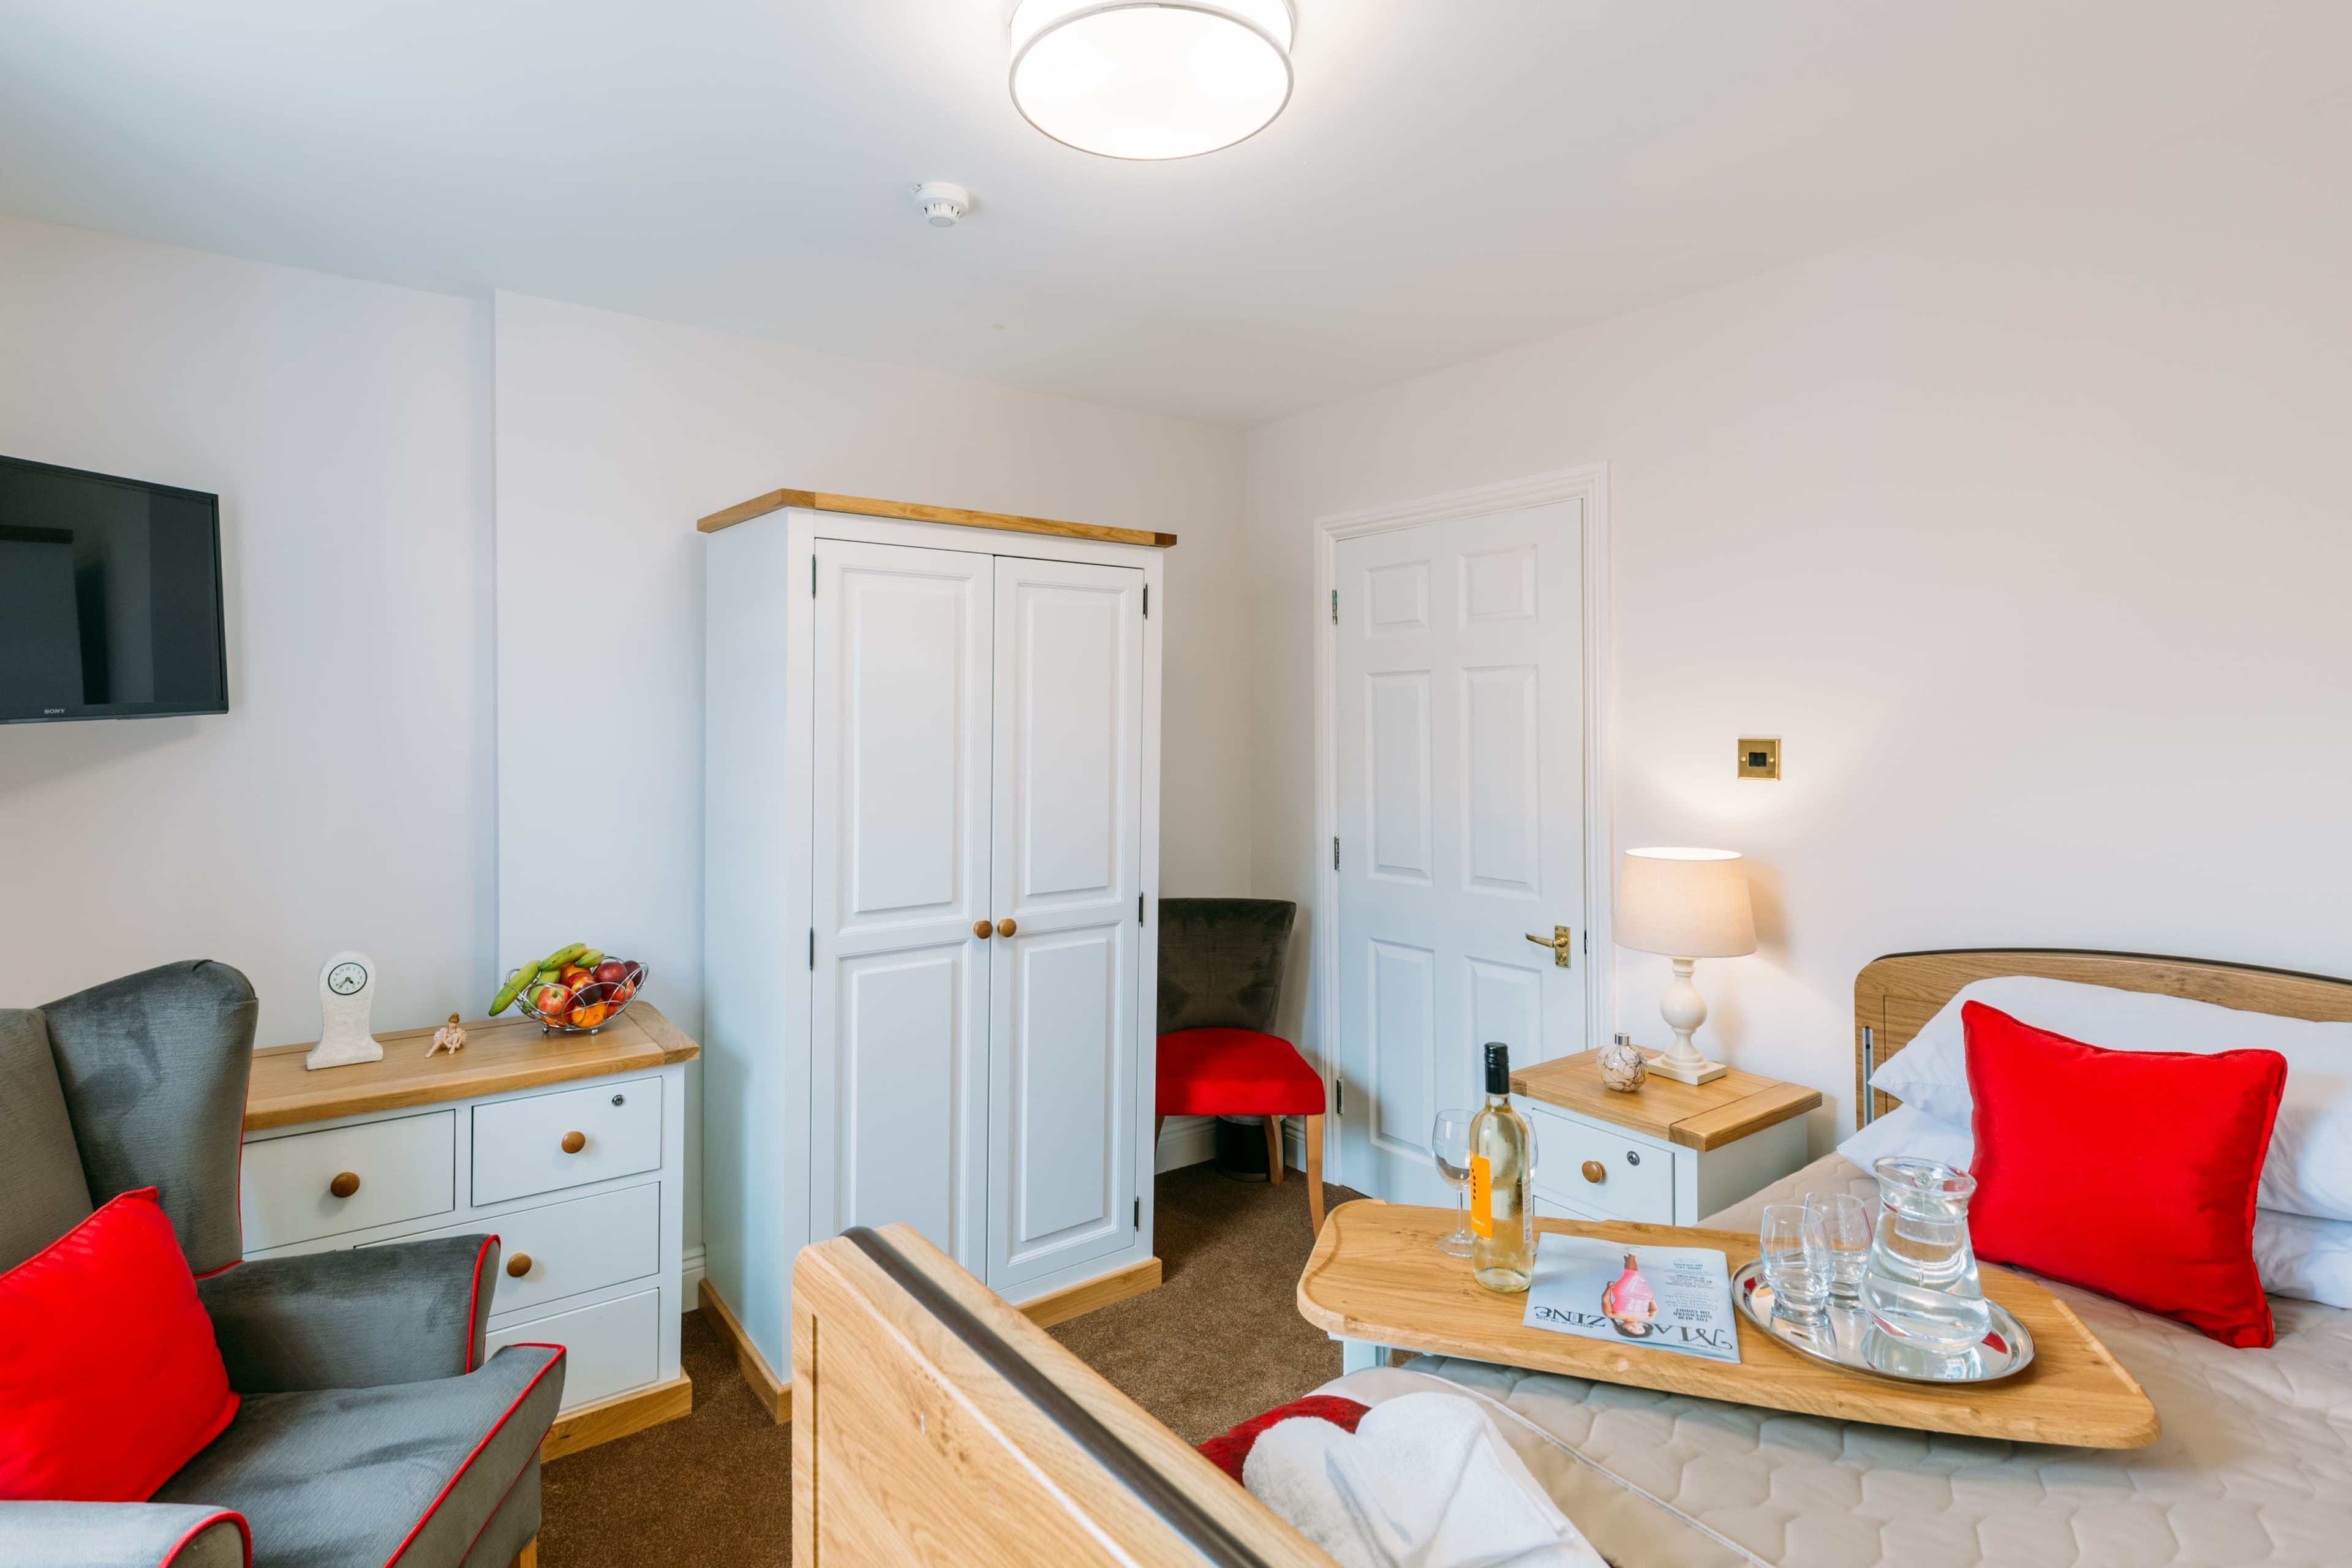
[1246,100,2352,1159]
[493,292,1253,1248]
[0,215,494,1049]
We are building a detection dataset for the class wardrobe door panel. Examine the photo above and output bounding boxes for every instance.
[986,557,1145,1292]
[812,540,994,1273]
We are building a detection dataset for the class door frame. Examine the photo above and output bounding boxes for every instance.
[1311,465,1613,1190]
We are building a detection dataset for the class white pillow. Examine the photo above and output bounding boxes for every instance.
[1838,1104,2352,1310]
[1866,976,2352,1223]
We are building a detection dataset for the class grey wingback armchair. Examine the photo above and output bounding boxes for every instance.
[0,962,565,1568]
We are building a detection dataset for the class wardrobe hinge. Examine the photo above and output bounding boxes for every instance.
[1133,1197,1141,1230]
[1139,892,1145,924]
[1333,836,1340,872]
[808,929,815,969]
[1142,584,1148,618]
[1335,1080,1344,1115]
[1330,589,1338,624]
[810,557,816,597]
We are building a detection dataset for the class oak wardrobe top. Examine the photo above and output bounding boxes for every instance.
[695,487,1178,549]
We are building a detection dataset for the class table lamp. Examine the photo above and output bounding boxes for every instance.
[1615,847,1757,1085]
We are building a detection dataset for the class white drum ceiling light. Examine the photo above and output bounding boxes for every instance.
[1008,0,1295,160]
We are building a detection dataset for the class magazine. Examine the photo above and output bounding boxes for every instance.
[1521,1232,1741,1363]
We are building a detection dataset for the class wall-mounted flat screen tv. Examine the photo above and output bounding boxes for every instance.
[0,455,227,724]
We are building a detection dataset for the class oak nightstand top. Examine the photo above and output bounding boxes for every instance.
[1510,1050,1821,1152]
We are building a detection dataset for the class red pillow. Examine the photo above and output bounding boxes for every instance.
[0,1188,240,1501]
[1963,1000,2286,1348]
[1197,1395,1370,1482]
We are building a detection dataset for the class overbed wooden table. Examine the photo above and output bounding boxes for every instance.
[1295,1200,2159,1448]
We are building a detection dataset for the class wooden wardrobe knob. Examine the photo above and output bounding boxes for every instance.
[996,918,1017,937]
[561,1131,586,1153]
[329,1171,361,1199]
[1581,1160,1606,1185]
[973,920,993,938]
[507,1253,533,1278]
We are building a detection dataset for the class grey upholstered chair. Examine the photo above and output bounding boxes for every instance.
[0,962,564,1568]
[1154,898,1327,1232]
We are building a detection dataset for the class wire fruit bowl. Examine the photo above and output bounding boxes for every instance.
[510,962,648,1035]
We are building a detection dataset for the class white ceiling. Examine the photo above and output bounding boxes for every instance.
[2,2,2346,425]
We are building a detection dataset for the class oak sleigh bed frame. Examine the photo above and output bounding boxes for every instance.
[796,948,2352,1566]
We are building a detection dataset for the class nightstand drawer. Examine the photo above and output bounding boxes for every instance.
[372,1181,659,1318]
[1526,1104,1673,1222]
[488,1286,660,1410]
[241,1110,456,1250]
[473,1077,662,1206]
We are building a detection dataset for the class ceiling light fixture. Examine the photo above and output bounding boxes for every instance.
[1008,0,1295,160]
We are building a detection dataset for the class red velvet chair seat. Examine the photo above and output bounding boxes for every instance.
[1156,1028,1325,1117]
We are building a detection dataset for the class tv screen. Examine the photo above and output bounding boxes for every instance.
[0,455,226,723]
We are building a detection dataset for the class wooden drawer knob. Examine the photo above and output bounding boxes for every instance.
[973,920,992,938]
[1581,1159,1606,1185]
[996,918,1017,937]
[507,1253,533,1278]
[329,1171,361,1199]
[560,1131,586,1154]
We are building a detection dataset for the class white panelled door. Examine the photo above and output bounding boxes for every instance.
[985,556,1146,1293]
[1333,502,1585,1202]
[810,540,995,1270]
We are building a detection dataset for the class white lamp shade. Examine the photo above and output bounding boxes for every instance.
[1009,0,1295,160]
[1615,848,1757,959]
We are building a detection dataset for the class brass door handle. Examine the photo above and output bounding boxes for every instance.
[973,920,993,938]
[996,918,1017,938]
[561,1131,586,1154]
[507,1253,533,1278]
[329,1171,361,1199]
[1525,927,1574,968]
[1581,1159,1606,1185]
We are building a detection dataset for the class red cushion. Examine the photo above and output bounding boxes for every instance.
[0,1188,240,1501]
[1196,1395,1370,1482]
[1964,1001,2286,1349]
[1156,1028,1325,1117]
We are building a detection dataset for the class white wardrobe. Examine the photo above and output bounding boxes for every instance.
[702,497,1166,1390]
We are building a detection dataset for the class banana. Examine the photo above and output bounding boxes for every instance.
[575,949,605,970]
[489,964,536,1016]
[540,942,587,973]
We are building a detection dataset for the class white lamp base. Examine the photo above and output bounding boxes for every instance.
[1648,956,1728,1084]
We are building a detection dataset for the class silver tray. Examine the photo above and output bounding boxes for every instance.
[1732,1260,2035,1385]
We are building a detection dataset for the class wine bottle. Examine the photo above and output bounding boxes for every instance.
[1469,1041,1536,1293]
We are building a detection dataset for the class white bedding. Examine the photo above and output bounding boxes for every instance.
[1323,1151,2352,1568]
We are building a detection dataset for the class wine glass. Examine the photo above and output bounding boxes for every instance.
[1431,1109,1476,1256]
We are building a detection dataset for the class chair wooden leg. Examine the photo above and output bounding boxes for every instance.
[513,1539,538,1568]
[1263,1116,1284,1183]
[1304,1114,1325,1235]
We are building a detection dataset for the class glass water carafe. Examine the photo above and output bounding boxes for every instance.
[1860,1158,1991,1354]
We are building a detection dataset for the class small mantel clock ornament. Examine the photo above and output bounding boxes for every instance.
[306,951,385,1071]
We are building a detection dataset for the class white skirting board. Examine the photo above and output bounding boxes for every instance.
[1152,1115,1314,1175]
[680,1244,707,1305]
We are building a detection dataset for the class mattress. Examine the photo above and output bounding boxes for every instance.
[1325,1152,2352,1568]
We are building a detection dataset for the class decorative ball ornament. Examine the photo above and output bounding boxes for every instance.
[306,950,385,1071]
[1597,1033,1649,1093]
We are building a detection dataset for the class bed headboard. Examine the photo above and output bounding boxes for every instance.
[1854,948,2352,1127]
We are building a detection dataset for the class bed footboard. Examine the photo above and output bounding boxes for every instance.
[792,1224,1334,1567]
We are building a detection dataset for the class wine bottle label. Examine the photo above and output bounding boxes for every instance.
[1471,1154,1493,1238]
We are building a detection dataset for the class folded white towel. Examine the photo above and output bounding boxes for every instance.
[1242,1390,1608,1568]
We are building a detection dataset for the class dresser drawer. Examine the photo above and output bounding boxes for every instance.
[370,1182,660,1319]
[1524,1103,1673,1223]
[488,1286,660,1411]
[472,1077,661,1206]
[242,1111,456,1250]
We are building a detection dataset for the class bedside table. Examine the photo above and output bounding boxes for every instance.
[1510,1052,1822,1226]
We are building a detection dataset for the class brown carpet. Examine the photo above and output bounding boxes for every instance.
[540,1161,1360,1565]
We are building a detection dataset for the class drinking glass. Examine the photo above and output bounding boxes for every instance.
[1431,1109,1476,1257]
[1808,1191,1871,1300]
[1760,1202,1830,1321]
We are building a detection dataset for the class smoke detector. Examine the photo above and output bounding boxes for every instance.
[912,183,971,227]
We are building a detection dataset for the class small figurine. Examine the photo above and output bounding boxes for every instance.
[426,1013,467,1059]
[1597,1032,1648,1091]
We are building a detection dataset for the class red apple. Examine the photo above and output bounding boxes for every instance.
[594,960,628,986]
[531,982,573,1016]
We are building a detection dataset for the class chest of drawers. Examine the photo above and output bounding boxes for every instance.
[243,1005,699,1460]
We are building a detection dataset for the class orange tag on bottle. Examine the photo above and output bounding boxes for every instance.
[1470,1154,1493,1238]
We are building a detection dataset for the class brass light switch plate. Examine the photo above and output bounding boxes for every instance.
[1737,737,1781,779]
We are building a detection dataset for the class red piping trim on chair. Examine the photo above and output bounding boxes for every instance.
[160,1509,252,1568]
[193,1256,241,1281]
[463,1236,499,1373]
[453,1430,540,1567]
[382,1345,564,1568]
